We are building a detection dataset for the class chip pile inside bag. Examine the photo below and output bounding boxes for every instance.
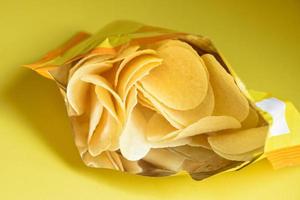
[26,27,270,180]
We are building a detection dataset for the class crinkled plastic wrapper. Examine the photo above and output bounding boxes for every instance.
[25,21,300,180]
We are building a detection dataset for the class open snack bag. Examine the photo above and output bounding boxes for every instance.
[25,21,300,180]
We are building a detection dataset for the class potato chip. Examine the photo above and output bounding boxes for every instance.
[189,135,211,149]
[143,148,185,171]
[208,126,268,155]
[150,137,191,148]
[171,146,232,173]
[88,88,103,141]
[114,49,158,86]
[137,91,156,111]
[140,40,209,110]
[82,151,122,170]
[146,112,178,141]
[120,108,151,161]
[212,147,264,161]
[94,86,119,123]
[107,151,124,171]
[67,62,113,115]
[137,84,184,129]
[81,74,125,122]
[160,84,214,127]
[202,54,249,121]
[88,111,119,156]
[120,102,151,161]
[70,113,89,150]
[116,54,162,100]
[120,156,143,173]
[69,54,114,78]
[138,83,214,127]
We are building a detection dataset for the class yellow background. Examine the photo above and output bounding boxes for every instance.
[0,0,300,199]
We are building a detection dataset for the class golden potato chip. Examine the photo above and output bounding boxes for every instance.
[146,112,241,142]
[241,107,259,129]
[202,54,249,121]
[70,113,89,150]
[120,156,143,174]
[212,147,264,161]
[208,126,268,155]
[140,40,209,110]
[150,137,191,148]
[116,54,162,100]
[143,148,185,171]
[146,112,178,141]
[137,91,156,111]
[88,89,104,141]
[70,45,140,78]
[81,74,125,122]
[138,83,214,127]
[160,84,214,127]
[69,54,114,78]
[82,151,117,169]
[189,135,211,149]
[137,84,184,129]
[107,151,124,171]
[114,49,158,86]
[67,62,113,115]
[94,86,119,123]
[88,111,120,156]
[169,116,241,140]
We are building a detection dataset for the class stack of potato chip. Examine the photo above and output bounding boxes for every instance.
[62,37,268,179]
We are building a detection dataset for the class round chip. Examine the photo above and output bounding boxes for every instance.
[140,40,209,110]
[208,126,269,155]
[202,54,249,121]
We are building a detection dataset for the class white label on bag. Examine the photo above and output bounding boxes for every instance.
[256,98,290,137]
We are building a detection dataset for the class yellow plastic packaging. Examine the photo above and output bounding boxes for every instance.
[25,21,300,179]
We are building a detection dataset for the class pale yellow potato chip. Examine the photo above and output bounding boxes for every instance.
[168,116,241,140]
[69,54,114,78]
[143,148,185,171]
[160,84,214,127]
[117,54,162,100]
[137,84,184,129]
[107,151,124,171]
[70,113,89,149]
[69,45,140,79]
[82,151,116,169]
[212,147,264,161]
[150,137,192,148]
[146,113,241,142]
[140,40,209,110]
[241,107,259,129]
[114,49,158,86]
[88,111,119,156]
[146,112,178,141]
[189,135,211,149]
[67,62,113,115]
[125,86,138,116]
[208,126,268,155]
[119,156,143,174]
[120,106,151,161]
[81,74,125,122]
[88,89,104,142]
[136,103,155,121]
[137,91,156,111]
[202,54,249,121]
[94,86,119,124]
[138,83,214,127]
